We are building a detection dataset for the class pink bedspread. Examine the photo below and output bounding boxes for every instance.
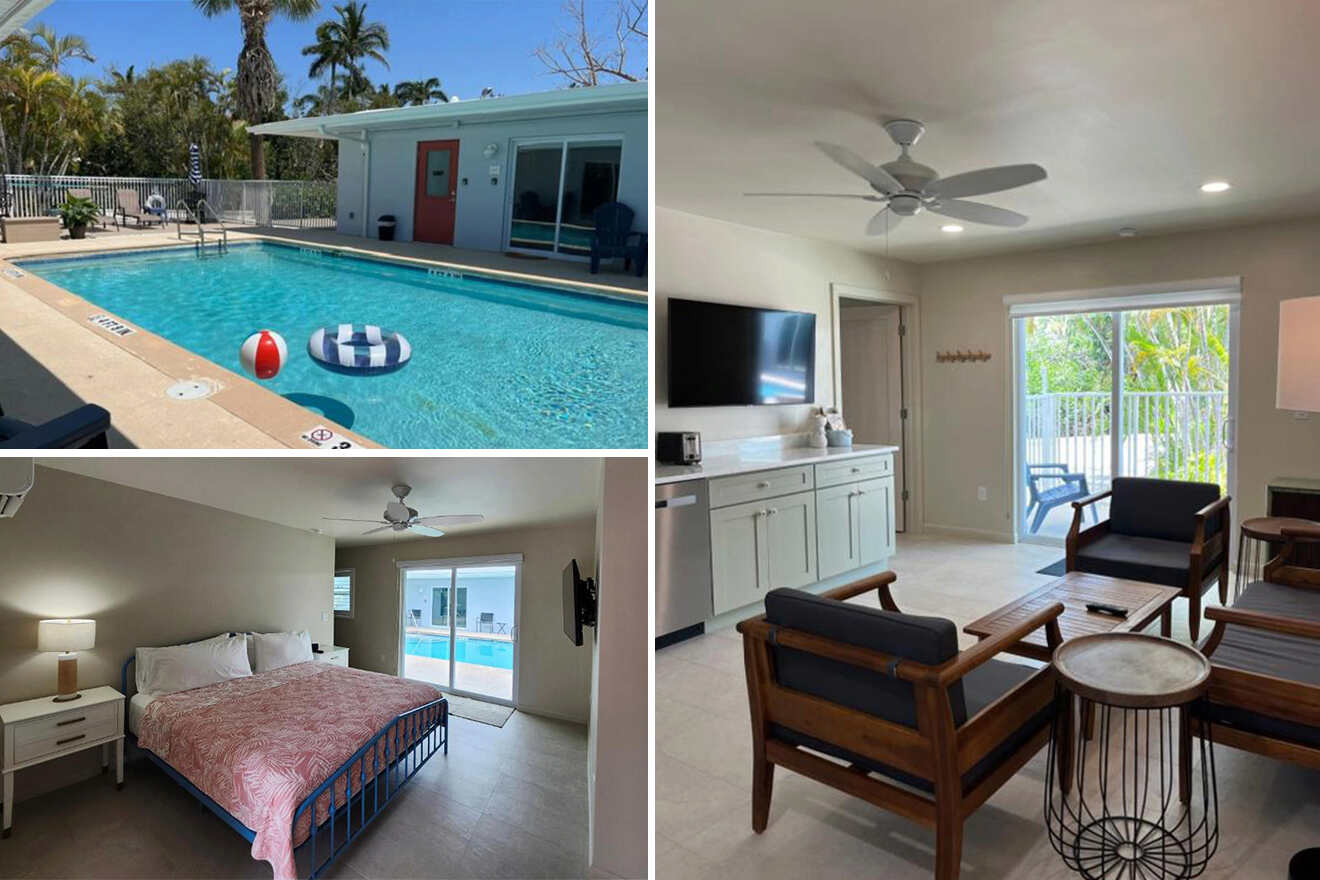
[138,662,442,880]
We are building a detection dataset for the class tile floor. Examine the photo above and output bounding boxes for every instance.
[0,711,599,880]
[656,532,1320,880]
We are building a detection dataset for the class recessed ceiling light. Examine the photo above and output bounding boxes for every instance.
[1200,180,1231,193]
[940,224,964,233]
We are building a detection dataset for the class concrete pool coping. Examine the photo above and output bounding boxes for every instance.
[0,230,647,449]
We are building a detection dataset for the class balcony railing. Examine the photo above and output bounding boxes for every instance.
[0,173,335,229]
[1024,390,1228,491]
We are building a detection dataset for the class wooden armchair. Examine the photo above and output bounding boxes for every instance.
[1188,525,1320,778]
[737,572,1067,880]
[1066,477,1230,640]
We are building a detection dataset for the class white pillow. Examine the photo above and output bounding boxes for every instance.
[136,634,251,697]
[251,630,313,672]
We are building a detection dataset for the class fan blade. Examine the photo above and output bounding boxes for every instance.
[322,517,387,524]
[930,199,1029,228]
[924,164,1046,199]
[744,192,883,201]
[814,142,903,194]
[415,514,485,528]
[361,525,394,535]
[409,524,445,537]
[864,208,902,236]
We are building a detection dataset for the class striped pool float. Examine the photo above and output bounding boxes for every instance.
[307,324,412,376]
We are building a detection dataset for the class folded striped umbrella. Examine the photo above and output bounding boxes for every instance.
[188,143,202,187]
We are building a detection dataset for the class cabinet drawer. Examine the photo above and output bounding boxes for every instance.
[709,466,813,508]
[814,454,893,489]
[13,702,118,764]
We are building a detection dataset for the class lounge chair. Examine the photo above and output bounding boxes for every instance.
[1066,476,1230,640]
[114,189,164,229]
[737,571,1066,880]
[1189,525,1320,778]
[65,188,109,231]
[589,202,646,277]
[0,402,111,448]
[1024,463,1092,534]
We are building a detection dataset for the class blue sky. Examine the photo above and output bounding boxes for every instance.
[32,0,647,104]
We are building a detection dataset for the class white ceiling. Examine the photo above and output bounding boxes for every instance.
[656,0,1320,262]
[41,458,602,546]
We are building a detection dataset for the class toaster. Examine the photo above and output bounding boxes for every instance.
[657,431,702,465]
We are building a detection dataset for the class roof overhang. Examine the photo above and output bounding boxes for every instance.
[250,81,648,140]
[0,0,54,39]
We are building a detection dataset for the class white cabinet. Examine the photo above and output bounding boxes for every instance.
[855,476,896,566]
[710,490,817,614]
[315,645,349,667]
[815,474,896,578]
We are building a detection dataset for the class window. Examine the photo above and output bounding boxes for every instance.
[333,569,355,618]
[508,139,623,256]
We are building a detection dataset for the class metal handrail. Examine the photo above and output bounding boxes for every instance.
[174,198,228,254]
[197,199,228,252]
[175,199,204,250]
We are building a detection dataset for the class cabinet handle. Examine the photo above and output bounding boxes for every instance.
[768,508,778,516]
[56,716,86,727]
[851,467,861,473]
[756,481,770,489]
[56,733,86,746]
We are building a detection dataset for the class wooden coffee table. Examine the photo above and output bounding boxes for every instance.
[963,571,1182,662]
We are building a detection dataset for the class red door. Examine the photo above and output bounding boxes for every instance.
[413,139,459,244]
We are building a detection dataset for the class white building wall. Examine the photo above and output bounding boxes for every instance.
[335,106,648,253]
[403,570,515,634]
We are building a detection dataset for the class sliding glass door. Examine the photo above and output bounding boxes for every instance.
[399,555,520,704]
[507,138,623,257]
[1015,302,1235,543]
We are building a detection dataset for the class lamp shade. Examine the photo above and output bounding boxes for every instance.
[1278,295,1320,412]
[37,619,96,653]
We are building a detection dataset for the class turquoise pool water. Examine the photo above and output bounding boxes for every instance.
[17,242,647,448]
[406,634,513,670]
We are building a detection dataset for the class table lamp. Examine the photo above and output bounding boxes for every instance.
[37,618,95,702]
[1277,295,1320,412]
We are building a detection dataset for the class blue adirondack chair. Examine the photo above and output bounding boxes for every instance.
[0,402,111,448]
[590,202,646,277]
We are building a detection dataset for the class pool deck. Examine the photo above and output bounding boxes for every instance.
[0,226,647,449]
[404,654,513,702]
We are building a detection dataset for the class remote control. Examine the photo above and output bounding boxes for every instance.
[1086,602,1129,619]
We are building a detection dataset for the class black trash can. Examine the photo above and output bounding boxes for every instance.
[378,214,397,241]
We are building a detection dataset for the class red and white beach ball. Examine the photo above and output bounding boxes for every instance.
[239,330,288,380]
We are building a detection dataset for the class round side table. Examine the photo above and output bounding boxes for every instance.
[1235,517,1320,598]
[1045,633,1218,880]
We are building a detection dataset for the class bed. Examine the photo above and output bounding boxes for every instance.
[121,654,447,880]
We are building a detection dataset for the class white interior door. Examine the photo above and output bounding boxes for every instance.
[840,304,905,530]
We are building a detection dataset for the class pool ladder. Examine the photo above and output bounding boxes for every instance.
[175,199,229,256]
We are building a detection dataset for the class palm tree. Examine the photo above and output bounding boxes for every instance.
[393,77,447,106]
[29,24,94,71]
[193,0,321,179]
[302,1,388,104]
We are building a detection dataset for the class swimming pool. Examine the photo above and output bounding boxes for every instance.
[406,634,514,670]
[17,242,647,448]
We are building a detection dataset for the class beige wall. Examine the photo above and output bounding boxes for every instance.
[918,217,1320,536]
[587,459,648,878]
[0,465,335,798]
[655,206,919,441]
[334,517,598,724]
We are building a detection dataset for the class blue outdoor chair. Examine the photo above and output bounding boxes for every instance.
[0,403,111,448]
[589,202,646,277]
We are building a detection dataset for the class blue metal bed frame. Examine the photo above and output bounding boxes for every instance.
[121,656,448,879]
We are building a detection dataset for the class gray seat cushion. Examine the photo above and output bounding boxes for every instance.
[1195,580,1320,748]
[1109,477,1221,543]
[770,658,1050,793]
[1075,533,1198,588]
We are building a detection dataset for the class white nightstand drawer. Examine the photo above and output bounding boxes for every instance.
[13,702,117,763]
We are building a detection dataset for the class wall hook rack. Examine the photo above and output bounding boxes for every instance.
[936,350,992,363]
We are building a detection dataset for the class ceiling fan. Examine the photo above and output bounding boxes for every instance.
[322,484,484,537]
[746,118,1046,234]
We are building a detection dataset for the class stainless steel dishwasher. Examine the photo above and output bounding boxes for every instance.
[655,479,712,645]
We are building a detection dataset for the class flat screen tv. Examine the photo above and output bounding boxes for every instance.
[562,558,597,647]
[667,298,816,407]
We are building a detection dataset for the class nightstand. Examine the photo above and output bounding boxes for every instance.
[1,686,124,838]
[314,645,349,667]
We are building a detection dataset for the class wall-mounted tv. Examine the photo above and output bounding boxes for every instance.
[562,558,598,647]
[667,298,816,407]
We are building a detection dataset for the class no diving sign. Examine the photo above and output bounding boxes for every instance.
[301,425,359,450]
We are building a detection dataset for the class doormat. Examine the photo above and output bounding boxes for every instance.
[1037,559,1067,576]
[445,694,515,727]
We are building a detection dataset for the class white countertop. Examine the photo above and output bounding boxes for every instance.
[656,443,898,485]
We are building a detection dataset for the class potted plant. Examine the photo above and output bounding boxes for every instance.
[58,196,99,239]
